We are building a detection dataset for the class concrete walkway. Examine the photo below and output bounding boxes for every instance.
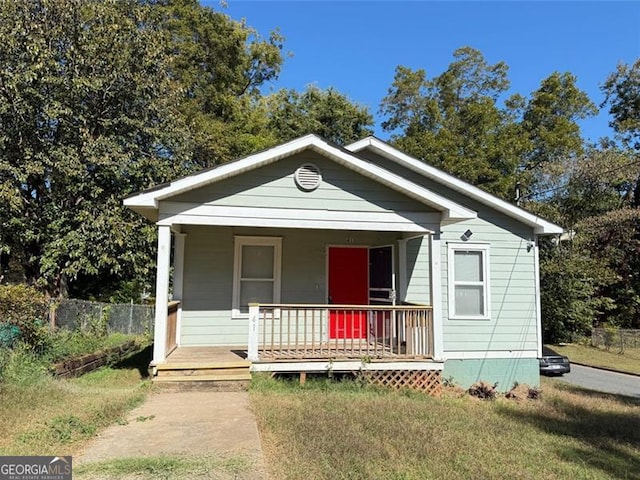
[76,391,268,479]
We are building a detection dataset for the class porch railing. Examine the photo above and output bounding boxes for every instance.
[247,303,433,361]
[166,301,180,355]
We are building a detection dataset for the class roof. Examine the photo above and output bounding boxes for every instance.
[124,133,562,235]
[346,136,563,235]
[124,134,476,222]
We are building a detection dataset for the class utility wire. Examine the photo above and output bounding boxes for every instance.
[522,157,640,200]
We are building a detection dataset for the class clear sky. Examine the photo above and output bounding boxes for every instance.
[206,1,640,144]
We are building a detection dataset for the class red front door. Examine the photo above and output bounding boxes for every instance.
[328,247,368,339]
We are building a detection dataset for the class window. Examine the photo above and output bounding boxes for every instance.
[233,237,282,316]
[448,243,490,319]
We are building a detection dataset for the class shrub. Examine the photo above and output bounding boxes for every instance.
[467,381,498,400]
[0,284,49,350]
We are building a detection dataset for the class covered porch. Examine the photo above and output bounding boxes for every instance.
[151,224,444,370]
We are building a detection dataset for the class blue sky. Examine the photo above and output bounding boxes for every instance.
[208,1,640,144]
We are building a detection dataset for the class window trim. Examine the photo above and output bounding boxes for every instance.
[232,236,282,318]
[447,243,491,320]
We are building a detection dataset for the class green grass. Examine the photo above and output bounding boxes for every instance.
[0,346,152,456]
[549,343,640,375]
[74,454,253,480]
[250,373,640,480]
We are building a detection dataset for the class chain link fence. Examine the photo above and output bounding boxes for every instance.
[591,328,640,352]
[51,299,154,335]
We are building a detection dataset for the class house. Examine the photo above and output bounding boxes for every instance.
[124,134,562,392]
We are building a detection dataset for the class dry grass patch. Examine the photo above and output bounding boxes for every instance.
[0,348,151,456]
[250,374,640,480]
[550,343,640,375]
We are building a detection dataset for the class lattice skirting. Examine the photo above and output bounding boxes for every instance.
[362,369,442,397]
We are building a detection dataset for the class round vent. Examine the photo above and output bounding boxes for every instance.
[294,163,322,191]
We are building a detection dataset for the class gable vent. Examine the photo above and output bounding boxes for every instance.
[294,163,322,191]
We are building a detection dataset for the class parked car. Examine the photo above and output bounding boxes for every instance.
[539,355,571,376]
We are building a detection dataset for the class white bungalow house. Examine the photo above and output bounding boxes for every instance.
[124,134,562,391]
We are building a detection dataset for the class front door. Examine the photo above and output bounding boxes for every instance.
[328,247,368,339]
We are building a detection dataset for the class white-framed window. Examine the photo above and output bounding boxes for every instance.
[233,236,282,316]
[448,243,490,319]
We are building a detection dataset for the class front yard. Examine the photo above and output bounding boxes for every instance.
[250,374,640,480]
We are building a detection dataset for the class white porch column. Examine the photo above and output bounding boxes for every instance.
[153,225,171,364]
[430,233,444,361]
[172,232,186,347]
[533,236,543,359]
[247,303,260,362]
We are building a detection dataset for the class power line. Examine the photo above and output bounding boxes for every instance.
[523,157,640,200]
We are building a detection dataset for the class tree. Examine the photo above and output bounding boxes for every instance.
[0,0,190,297]
[263,85,374,145]
[520,72,597,200]
[602,59,640,151]
[380,47,526,199]
[156,0,285,167]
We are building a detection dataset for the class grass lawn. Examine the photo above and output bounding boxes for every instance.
[250,374,640,480]
[549,343,640,375]
[0,347,152,456]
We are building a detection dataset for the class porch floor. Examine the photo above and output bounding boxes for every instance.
[165,346,248,365]
[166,344,432,364]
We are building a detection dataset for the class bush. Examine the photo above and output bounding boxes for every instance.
[468,381,498,400]
[0,285,49,350]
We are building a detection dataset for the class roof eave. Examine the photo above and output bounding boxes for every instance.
[347,137,563,236]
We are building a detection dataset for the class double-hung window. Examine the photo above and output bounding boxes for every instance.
[233,237,282,316]
[448,243,490,319]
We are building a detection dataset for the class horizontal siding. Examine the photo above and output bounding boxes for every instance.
[179,226,407,346]
[170,151,432,213]
[359,152,540,355]
[404,236,430,304]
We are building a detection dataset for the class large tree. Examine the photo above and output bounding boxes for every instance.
[263,85,374,145]
[156,0,285,167]
[380,47,526,200]
[0,0,286,299]
[0,0,189,297]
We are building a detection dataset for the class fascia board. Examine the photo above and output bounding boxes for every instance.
[306,137,475,220]
[124,134,319,210]
[347,138,563,235]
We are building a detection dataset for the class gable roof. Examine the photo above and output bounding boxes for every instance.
[124,134,476,222]
[346,136,563,235]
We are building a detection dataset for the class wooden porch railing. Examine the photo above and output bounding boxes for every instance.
[166,301,180,355]
[247,303,433,361]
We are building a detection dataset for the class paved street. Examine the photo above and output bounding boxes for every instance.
[550,364,640,398]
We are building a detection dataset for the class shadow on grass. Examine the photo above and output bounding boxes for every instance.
[112,344,153,379]
[498,383,640,479]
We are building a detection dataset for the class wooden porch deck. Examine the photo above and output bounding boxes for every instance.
[164,345,433,364]
[164,346,248,365]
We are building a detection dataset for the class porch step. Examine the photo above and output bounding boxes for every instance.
[156,360,251,370]
[153,360,252,391]
[154,372,252,382]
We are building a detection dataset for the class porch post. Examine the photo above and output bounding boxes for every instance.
[172,232,186,347]
[533,236,543,359]
[153,225,171,364]
[430,233,444,361]
[247,303,259,362]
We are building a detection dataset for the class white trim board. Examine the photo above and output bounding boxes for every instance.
[346,137,563,235]
[124,134,476,223]
[251,360,444,372]
[157,203,440,233]
[443,350,539,360]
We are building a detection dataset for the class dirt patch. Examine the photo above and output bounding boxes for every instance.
[76,391,268,479]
